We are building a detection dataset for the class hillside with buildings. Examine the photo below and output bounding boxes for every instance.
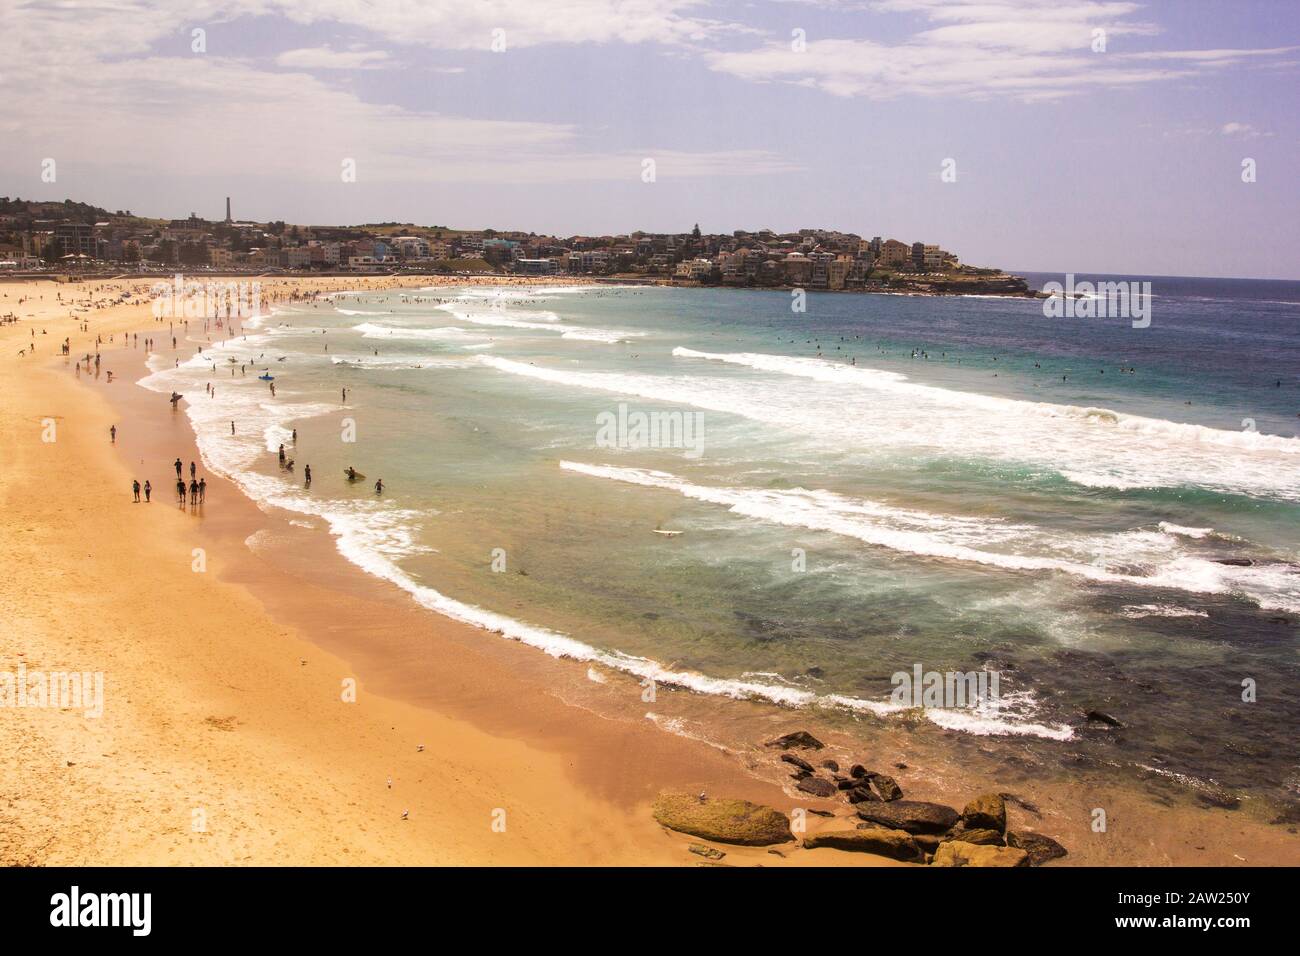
[0,198,1032,295]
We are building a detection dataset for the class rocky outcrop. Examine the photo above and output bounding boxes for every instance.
[803,827,925,863]
[931,841,1030,867]
[1007,831,1068,865]
[856,800,960,834]
[765,731,825,751]
[653,792,793,845]
[961,792,1007,832]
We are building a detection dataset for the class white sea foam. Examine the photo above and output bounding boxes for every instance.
[1121,604,1210,619]
[438,300,643,343]
[478,349,1298,501]
[1158,522,1214,539]
[330,354,475,370]
[559,461,1300,612]
[352,322,484,341]
[921,689,1074,740]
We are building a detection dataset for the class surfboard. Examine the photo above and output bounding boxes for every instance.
[345,471,366,481]
[652,529,683,536]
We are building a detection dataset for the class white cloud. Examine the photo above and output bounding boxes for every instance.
[275,46,391,70]
[0,0,793,186]
[263,0,741,51]
[707,0,1297,101]
[1220,121,1271,139]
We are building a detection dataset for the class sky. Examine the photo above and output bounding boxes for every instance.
[1,0,1296,278]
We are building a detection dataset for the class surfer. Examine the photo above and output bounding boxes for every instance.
[346,466,358,481]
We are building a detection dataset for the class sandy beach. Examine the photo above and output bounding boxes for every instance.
[2,276,1294,868]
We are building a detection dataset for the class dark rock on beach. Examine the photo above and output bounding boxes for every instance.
[931,841,1029,867]
[821,759,840,773]
[653,792,793,845]
[1000,792,1041,817]
[846,786,881,804]
[869,774,904,802]
[943,826,1004,846]
[795,776,837,798]
[1085,709,1125,728]
[766,731,825,751]
[781,753,816,773]
[1007,830,1068,865]
[961,792,1007,832]
[856,800,960,834]
[804,827,925,862]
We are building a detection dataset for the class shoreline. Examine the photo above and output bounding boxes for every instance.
[3,277,1295,867]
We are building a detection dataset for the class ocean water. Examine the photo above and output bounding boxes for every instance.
[141,276,1300,806]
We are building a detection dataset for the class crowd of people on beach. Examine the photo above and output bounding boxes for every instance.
[123,439,209,508]
[21,279,413,511]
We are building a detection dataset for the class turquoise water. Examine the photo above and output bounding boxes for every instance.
[143,279,1300,805]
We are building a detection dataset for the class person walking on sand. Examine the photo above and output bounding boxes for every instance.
[199,477,206,503]
[144,480,151,503]
[110,425,116,443]
[174,457,183,479]
[189,479,199,506]
[304,464,312,488]
[189,461,196,480]
[132,479,140,502]
[176,478,186,503]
